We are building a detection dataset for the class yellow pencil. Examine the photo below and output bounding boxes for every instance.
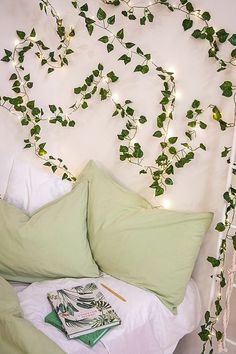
[100,283,127,302]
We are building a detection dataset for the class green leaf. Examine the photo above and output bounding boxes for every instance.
[97,8,106,20]
[215,222,225,232]
[216,29,229,43]
[125,42,135,49]
[147,13,154,22]
[27,82,33,88]
[141,65,149,74]
[186,2,194,12]
[9,73,17,80]
[80,3,88,11]
[30,28,36,37]
[49,105,57,113]
[216,331,223,341]
[200,143,206,151]
[192,99,200,108]
[107,43,114,52]
[98,63,104,71]
[192,29,202,39]
[231,49,236,58]
[118,54,131,64]
[27,100,35,109]
[168,137,178,144]
[165,177,173,185]
[126,106,134,116]
[139,116,147,124]
[182,19,193,31]
[199,121,207,129]
[207,256,220,267]
[74,87,81,94]
[202,11,211,21]
[212,106,222,120]
[48,68,54,74]
[81,101,88,109]
[107,15,115,25]
[116,29,124,40]
[99,36,109,43]
[16,30,25,40]
[204,310,210,323]
[220,81,233,97]
[24,73,30,81]
[107,71,118,82]
[153,130,162,138]
[229,34,236,46]
[198,327,210,342]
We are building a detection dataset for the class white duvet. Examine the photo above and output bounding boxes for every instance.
[16,274,201,354]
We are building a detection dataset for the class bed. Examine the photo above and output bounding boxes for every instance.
[11,274,201,354]
[0,161,211,354]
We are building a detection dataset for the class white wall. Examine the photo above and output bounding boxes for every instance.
[0,1,235,352]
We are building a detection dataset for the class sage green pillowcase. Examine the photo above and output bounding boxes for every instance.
[0,181,99,282]
[80,161,213,313]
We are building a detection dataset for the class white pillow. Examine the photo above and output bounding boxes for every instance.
[4,153,72,215]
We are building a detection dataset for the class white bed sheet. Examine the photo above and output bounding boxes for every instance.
[16,274,201,354]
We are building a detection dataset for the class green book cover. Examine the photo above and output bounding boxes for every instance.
[45,311,110,347]
[47,282,121,339]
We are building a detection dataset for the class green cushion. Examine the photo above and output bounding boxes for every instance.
[0,181,99,282]
[80,161,213,313]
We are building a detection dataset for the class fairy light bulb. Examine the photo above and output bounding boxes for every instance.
[112,93,119,103]
[163,199,171,209]
[167,128,174,138]
[102,76,109,83]
[12,61,17,67]
[175,90,182,100]
[14,39,20,46]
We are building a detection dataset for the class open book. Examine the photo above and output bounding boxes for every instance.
[47,282,121,339]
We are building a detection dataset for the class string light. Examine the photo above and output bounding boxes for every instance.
[111,93,119,103]
[175,90,182,100]
[14,39,20,46]
[163,198,171,209]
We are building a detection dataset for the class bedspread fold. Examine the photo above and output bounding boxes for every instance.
[0,276,65,354]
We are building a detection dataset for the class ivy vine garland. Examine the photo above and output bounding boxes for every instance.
[1,1,236,353]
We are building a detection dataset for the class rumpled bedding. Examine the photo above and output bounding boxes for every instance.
[0,276,65,354]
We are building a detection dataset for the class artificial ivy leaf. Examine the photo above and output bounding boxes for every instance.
[99,36,109,43]
[192,99,200,108]
[9,73,17,80]
[27,82,33,88]
[231,49,236,59]
[49,104,57,113]
[168,137,177,144]
[199,121,207,129]
[140,16,146,26]
[202,11,211,21]
[215,222,225,232]
[118,54,131,64]
[66,49,74,55]
[74,87,81,94]
[165,177,173,185]
[228,34,236,46]
[80,3,88,11]
[16,30,25,40]
[220,81,233,97]
[182,19,193,31]
[107,71,118,82]
[107,43,114,52]
[216,29,229,43]
[212,106,222,120]
[139,116,147,124]
[98,63,104,71]
[141,65,149,74]
[216,331,223,341]
[48,68,54,74]
[207,256,220,267]
[147,13,154,22]
[97,8,106,20]
[153,130,162,138]
[134,65,142,72]
[116,28,124,40]
[125,42,135,49]
[30,28,36,38]
[86,24,94,36]
[200,143,206,151]
[169,146,176,154]
[126,106,134,116]
[27,100,35,109]
[198,327,210,342]
[192,29,201,39]
[186,2,194,12]
[107,15,115,25]
[204,310,210,323]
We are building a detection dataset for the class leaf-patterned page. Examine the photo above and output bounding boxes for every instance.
[47,283,121,338]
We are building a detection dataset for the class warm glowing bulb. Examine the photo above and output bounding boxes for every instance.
[102,76,109,83]
[12,61,17,67]
[167,128,174,138]
[14,39,20,46]
[112,93,119,103]
[168,66,176,74]
[130,139,136,147]
[163,199,171,209]
[175,90,182,100]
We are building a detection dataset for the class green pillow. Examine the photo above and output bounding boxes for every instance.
[0,181,99,282]
[80,161,213,313]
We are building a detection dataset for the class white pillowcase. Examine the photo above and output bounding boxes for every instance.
[4,153,72,215]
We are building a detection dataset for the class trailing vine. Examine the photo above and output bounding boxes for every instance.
[0,1,236,353]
